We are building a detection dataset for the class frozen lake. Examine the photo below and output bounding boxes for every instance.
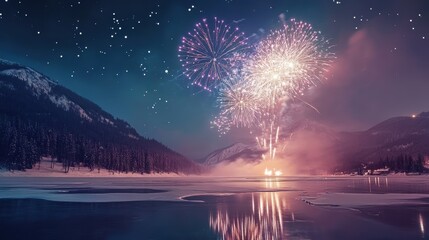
[0,176,429,239]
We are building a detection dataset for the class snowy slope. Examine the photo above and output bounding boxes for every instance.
[0,59,137,138]
[0,59,199,174]
[203,143,264,166]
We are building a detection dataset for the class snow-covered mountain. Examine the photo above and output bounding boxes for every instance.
[203,143,264,166]
[0,59,139,139]
[0,59,199,173]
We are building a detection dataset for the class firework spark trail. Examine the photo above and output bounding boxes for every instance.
[245,19,333,176]
[178,18,249,91]
[295,96,321,114]
[240,19,334,169]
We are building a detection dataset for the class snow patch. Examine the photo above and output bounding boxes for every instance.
[49,95,71,111]
[204,143,260,165]
[100,116,114,125]
[387,142,414,152]
[0,68,54,97]
[128,134,139,140]
[49,95,93,122]
[78,108,93,122]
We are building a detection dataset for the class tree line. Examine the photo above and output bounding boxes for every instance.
[375,154,426,173]
[353,154,427,174]
[0,115,200,174]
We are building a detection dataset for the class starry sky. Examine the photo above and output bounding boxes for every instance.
[0,0,428,159]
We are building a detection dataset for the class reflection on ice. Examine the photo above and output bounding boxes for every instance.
[264,177,281,189]
[368,177,389,192]
[419,213,425,236]
[209,192,284,239]
[209,178,293,240]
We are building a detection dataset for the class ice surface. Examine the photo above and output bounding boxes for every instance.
[301,192,429,207]
[2,165,429,206]
[0,176,279,203]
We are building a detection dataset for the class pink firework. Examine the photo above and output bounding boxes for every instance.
[178,17,248,91]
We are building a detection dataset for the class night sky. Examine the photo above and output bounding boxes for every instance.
[0,0,428,159]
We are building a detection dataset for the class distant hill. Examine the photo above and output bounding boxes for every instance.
[336,112,429,171]
[0,59,200,174]
[202,143,264,166]
[203,113,429,173]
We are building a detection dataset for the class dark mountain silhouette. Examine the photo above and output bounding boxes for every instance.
[336,112,429,171]
[204,114,429,173]
[0,59,200,174]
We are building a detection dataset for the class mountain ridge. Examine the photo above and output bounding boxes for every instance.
[203,113,429,173]
[0,59,200,174]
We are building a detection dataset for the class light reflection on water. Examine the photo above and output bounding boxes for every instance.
[209,178,294,240]
[208,176,429,240]
[1,177,429,239]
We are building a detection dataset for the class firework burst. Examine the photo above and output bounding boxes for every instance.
[183,17,334,175]
[178,18,248,91]
[245,18,334,100]
[217,72,261,128]
[238,19,334,168]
